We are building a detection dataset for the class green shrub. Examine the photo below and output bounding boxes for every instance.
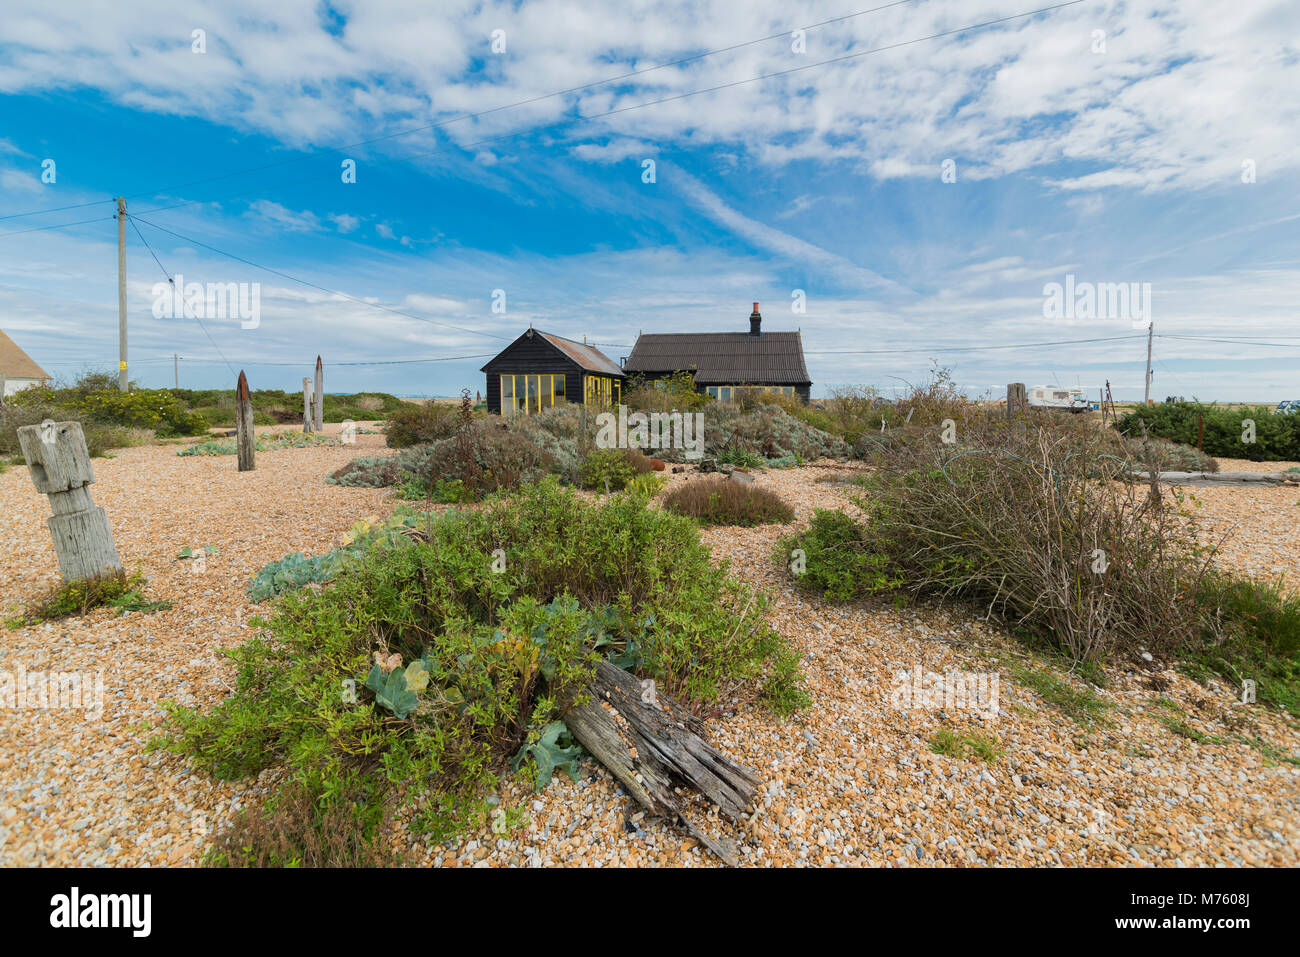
[0,401,143,457]
[159,479,805,856]
[778,508,904,602]
[581,447,653,492]
[1181,573,1300,716]
[781,418,1216,662]
[383,402,461,448]
[11,386,208,436]
[703,404,849,463]
[664,477,794,527]
[623,371,710,413]
[1118,401,1300,462]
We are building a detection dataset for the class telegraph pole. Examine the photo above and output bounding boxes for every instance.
[1143,320,1153,406]
[174,353,179,388]
[117,197,128,391]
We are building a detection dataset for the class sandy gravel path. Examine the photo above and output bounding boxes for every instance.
[1,442,1297,867]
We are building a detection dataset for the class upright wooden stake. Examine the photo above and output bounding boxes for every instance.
[236,370,255,471]
[302,377,315,433]
[1007,382,1027,419]
[313,356,324,432]
[17,421,122,581]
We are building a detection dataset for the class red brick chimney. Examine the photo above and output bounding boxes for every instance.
[749,301,761,336]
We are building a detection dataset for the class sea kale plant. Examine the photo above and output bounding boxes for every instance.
[158,479,806,860]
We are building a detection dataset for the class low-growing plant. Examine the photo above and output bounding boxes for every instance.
[664,477,794,527]
[160,479,807,857]
[178,432,334,456]
[928,728,1002,764]
[8,569,170,627]
[718,448,765,470]
[203,776,399,868]
[1180,572,1300,716]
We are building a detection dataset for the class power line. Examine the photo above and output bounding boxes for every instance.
[129,215,512,342]
[1155,333,1300,349]
[0,199,115,222]
[804,333,1146,355]
[0,214,116,238]
[125,213,238,376]
[43,353,498,367]
[0,1,926,225]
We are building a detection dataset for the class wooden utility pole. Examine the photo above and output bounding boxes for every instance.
[235,371,255,471]
[17,421,122,581]
[313,356,324,432]
[117,197,128,392]
[1143,321,1153,406]
[173,353,179,388]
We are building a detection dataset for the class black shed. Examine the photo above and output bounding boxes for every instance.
[481,328,625,416]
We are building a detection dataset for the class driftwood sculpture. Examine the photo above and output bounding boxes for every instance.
[562,661,759,865]
[16,420,122,581]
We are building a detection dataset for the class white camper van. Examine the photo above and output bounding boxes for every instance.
[1027,385,1089,413]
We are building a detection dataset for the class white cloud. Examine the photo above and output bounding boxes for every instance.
[0,0,1294,195]
[328,213,360,233]
[245,200,321,231]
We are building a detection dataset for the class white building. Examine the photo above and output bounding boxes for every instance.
[0,329,52,397]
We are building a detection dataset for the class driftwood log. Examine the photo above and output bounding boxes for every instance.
[1132,470,1300,487]
[562,661,759,865]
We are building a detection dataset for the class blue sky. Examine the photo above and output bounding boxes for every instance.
[1,0,1297,400]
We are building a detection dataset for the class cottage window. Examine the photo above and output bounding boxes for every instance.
[499,373,567,416]
[584,375,619,408]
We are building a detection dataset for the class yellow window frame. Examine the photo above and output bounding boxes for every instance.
[500,373,567,415]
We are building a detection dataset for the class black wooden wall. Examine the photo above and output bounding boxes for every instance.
[482,334,584,414]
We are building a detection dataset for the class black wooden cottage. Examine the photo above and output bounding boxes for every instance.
[623,302,812,402]
[481,328,625,416]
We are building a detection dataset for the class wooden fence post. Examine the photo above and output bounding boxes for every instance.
[313,355,324,433]
[302,377,315,433]
[1007,383,1027,419]
[17,420,123,581]
[236,370,255,471]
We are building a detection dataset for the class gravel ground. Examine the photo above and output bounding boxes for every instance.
[1,438,1297,867]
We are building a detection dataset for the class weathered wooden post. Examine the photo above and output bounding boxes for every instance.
[313,355,324,433]
[236,370,255,472]
[17,420,123,581]
[302,377,315,433]
[1007,382,1027,419]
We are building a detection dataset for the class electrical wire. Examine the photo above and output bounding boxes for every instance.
[129,215,512,342]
